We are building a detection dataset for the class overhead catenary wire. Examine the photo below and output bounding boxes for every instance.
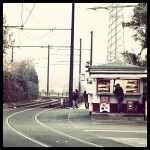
[51,64,79,65]
[35,64,79,66]
[20,3,47,28]
[57,60,84,62]
[3,26,71,30]
[23,3,36,27]
[18,28,21,46]
[22,28,71,30]
[3,26,23,28]
[23,30,52,39]
[56,48,90,51]
[10,45,71,48]
[29,57,48,59]
[5,4,92,95]
[51,54,79,56]
[21,3,23,26]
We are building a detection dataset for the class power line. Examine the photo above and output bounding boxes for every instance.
[28,57,48,59]
[3,26,71,31]
[21,3,23,26]
[23,30,52,39]
[3,26,23,28]
[23,3,36,27]
[57,60,84,62]
[87,4,137,10]
[51,64,79,65]
[35,63,81,67]
[51,54,79,56]
[56,48,90,51]
[20,28,71,31]
[10,45,71,48]
[20,3,46,28]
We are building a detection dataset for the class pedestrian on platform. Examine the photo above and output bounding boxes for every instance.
[113,83,124,113]
[84,91,89,109]
[72,89,79,109]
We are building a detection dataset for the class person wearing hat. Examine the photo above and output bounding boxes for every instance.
[113,83,124,113]
[72,89,79,109]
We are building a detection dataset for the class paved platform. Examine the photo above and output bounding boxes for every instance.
[78,102,86,109]
[77,102,147,123]
[91,112,145,121]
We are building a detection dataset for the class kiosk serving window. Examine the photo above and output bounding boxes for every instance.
[97,79,110,92]
[115,79,139,93]
[97,79,140,93]
[125,80,139,93]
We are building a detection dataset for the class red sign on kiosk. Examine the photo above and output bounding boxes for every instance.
[100,95,110,112]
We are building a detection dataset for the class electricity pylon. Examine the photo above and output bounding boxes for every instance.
[88,3,137,63]
[107,3,125,63]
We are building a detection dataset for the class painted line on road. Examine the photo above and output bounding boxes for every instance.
[34,109,103,147]
[99,137,147,147]
[6,108,52,147]
[84,129,147,133]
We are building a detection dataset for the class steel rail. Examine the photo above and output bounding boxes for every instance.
[34,109,103,147]
[6,108,52,147]
[6,98,62,147]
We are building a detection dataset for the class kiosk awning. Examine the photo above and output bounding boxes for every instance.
[90,74,147,79]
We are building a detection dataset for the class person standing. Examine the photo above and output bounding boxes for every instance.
[84,91,89,109]
[72,89,79,109]
[113,83,124,113]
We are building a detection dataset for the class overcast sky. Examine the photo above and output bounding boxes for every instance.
[3,3,141,92]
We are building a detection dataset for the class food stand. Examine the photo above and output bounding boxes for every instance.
[86,60,147,113]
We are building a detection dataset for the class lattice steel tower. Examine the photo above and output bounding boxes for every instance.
[106,3,125,63]
[88,3,137,63]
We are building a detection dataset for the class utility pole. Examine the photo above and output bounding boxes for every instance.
[69,3,75,107]
[47,45,50,96]
[90,31,93,66]
[78,39,82,96]
[9,45,70,97]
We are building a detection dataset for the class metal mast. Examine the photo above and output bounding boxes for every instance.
[88,3,138,63]
[107,3,125,63]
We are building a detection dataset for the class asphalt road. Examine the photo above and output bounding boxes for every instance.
[3,107,147,147]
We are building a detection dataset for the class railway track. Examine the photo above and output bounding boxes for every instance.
[8,98,64,108]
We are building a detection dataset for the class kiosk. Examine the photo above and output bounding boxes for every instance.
[86,60,147,113]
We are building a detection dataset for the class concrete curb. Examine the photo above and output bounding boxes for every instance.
[91,112,147,123]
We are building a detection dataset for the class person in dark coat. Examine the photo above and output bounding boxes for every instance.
[113,83,124,113]
[72,89,79,109]
[84,91,89,109]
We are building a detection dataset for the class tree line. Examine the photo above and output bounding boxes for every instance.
[122,3,147,66]
[3,59,39,103]
[3,16,39,103]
